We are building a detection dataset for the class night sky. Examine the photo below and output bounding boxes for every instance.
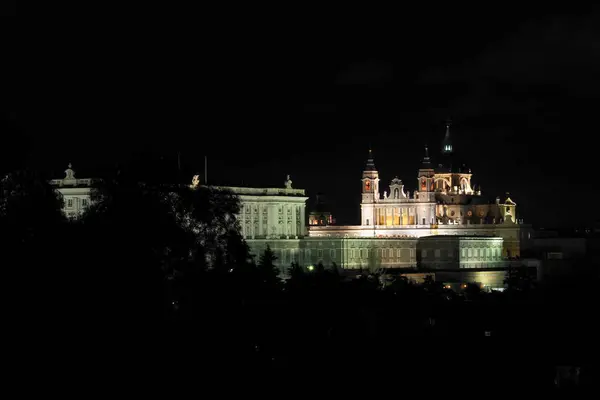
[6,6,600,227]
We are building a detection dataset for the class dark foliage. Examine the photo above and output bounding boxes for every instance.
[5,167,598,389]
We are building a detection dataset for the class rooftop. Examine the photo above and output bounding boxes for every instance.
[211,185,306,197]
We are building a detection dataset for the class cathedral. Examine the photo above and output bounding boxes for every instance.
[360,122,517,229]
[310,121,523,251]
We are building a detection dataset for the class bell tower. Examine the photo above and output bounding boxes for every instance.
[361,149,380,226]
[416,145,437,225]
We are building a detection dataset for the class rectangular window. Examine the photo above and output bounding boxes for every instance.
[317,249,323,258]
[434,249,441,258]
[422,249,427,258]
[82,198,88,207]
[67,199,73,208]
[366,219,369,226]
[330,249,335,259]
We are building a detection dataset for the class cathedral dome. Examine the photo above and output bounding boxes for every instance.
[308,193,335,225]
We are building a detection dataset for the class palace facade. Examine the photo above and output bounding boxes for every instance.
[50,124,533,288]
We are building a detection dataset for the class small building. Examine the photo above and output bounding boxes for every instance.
[50,163,93,218]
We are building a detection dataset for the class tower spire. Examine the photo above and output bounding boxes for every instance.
[365,147,376,171]
[442,119,453,154]
[421,144,432,167]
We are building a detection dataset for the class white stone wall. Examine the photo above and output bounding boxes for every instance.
[57,187,92,218]
[219,186,308,240]
[418,236,505,270]
[309,223,526,258]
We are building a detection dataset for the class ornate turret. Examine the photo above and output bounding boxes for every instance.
[389,177,406,199]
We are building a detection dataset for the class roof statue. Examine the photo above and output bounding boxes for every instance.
[285,175,293,189]
[191,175,200,188]
[65,163,75,180]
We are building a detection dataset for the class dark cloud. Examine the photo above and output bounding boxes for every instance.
[419,13,600,118]
[335,59,394,87]
[303,103,337,114]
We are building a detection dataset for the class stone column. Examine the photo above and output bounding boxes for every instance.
[250,203,255,239]
[240,206,246,238]
[300,205,305,237]
[291,203,297,238]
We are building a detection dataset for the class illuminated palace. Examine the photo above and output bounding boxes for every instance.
[51,124,533,287]
[222,123,532,288]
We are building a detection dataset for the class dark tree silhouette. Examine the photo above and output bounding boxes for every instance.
[258,245,281,289]
[287,261,304,280]
[504,265,535,292]
[0,169,68,322]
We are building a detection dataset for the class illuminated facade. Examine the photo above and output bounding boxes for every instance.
[50,163,92,218]
[246,123,531,289]
[211,179,309,240]
[309,122,529,260]
[199,175,310,264]
[50,121,532,289]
